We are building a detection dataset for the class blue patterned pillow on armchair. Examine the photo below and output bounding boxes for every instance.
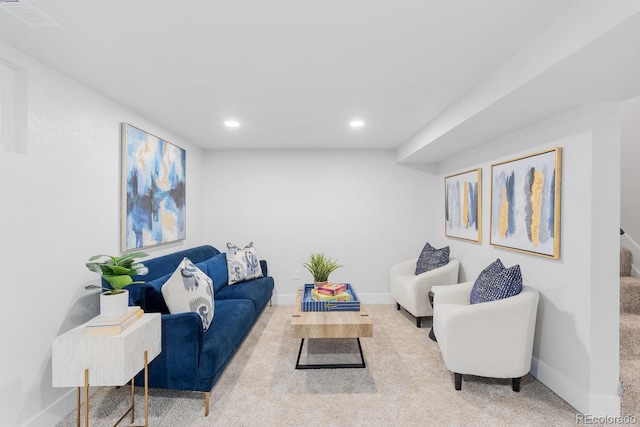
[415,243,450,275]
[470,259,522,304]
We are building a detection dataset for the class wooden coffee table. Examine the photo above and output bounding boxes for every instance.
[291,287,373,369]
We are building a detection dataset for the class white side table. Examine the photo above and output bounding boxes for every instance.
[52,313,161,427]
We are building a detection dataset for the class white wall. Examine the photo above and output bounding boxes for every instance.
[435,103,622,416]
[0,41,206,427]
[202,149,437,303]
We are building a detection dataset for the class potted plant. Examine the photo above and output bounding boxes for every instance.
[302,253,343,287]
[85,252,149,316]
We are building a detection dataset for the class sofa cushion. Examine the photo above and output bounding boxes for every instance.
[226,242,263,285]
[415,243,450,275]
[132,245,220,283]
[196,253,229,294]
[162,258,215,331]
[141,273,172,314]
[198,299,255,382]
[470,258,522,304]
[216,275,274,312]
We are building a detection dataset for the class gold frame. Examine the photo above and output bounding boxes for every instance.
[444,168,482,243]
[489,147,562,259]
[120,123,186,252]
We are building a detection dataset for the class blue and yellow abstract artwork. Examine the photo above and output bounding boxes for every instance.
[445,168,482,243]
[490,148,561,259]
[121,123,186,251]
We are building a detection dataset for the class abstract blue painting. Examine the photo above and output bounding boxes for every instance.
[121,123,186,251]
[490,148,561,259]
[445,168,482,243]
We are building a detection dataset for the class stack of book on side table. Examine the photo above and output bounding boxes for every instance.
[311,283,351,302]
[85,306,144,335]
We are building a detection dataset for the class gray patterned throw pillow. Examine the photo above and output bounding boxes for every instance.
[161,257,215,331]
[470,258,522,304]
[226,242,263,285]
[415,243,450,275]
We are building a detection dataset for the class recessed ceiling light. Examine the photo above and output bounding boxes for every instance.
[349,120,365,128]
[224,120,240,128]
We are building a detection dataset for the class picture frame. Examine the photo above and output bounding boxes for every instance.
[445,168,482,243]
[121,123,186,251]
[490,147,562,259]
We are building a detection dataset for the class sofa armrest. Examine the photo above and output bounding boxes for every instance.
[162,311,204,352]
[142,311,205,390]
[433,281,473,305]
[413,259,460,290]
[390,257,418,279]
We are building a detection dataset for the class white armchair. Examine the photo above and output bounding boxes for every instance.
[432,281,539,391]
[390,258,460,327]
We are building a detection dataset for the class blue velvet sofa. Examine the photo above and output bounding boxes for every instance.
[125,245,274,415]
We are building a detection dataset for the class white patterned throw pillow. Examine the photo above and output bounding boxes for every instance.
[161,257,215,331]
[226,242,263,285]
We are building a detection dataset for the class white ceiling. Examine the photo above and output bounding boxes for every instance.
[1,0,628,157]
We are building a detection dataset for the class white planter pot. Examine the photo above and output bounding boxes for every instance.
[100,290,129,316]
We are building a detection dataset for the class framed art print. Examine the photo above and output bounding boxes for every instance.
[121,123,186,251]
[490,148,561,259]
[445,168,482,243]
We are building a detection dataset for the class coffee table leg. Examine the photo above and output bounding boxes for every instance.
[295,338,306,369]
[295,338,366,369]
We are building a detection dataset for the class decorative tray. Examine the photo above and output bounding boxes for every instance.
[301,283,361,312]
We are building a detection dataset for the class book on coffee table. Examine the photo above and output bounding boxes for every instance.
[311,288,351,302]
[316,283,347,296]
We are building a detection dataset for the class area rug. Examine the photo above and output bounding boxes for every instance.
[56,304,579,426]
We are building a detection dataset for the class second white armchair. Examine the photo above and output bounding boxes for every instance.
[432,281,539,391]
[390,257,460,327]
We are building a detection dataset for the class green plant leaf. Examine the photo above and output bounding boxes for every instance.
[86,262,103,274]
[302,253,343,282]
[84,284,109,291]
[117,252,149,263]
[132,263,149,275]
[85,252,149,292]
[103,289,126,295]
[101,265,133,275]
[118,259,134,269]
[103,274,133,289]
[88,255,116,263]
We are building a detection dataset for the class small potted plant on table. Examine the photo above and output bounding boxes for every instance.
[302,253,343,288]
[85,252,149,316]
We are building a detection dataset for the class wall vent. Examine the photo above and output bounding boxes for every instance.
[0,0,62,28]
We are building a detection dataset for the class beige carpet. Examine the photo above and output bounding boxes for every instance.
[56,304,581,426]
[620,247,640,416]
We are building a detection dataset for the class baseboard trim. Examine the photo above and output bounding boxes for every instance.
[23,386,99,427]
[530,356,620,417]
